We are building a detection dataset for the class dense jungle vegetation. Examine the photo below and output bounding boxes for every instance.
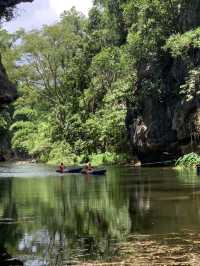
[1,0,200,165]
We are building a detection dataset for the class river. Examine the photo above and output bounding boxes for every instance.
[0,163,200,265]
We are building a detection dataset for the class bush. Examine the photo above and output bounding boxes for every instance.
[175,152,200,168]
[89,152,133,166]
[45,141,76,165]
[89,152,117,166]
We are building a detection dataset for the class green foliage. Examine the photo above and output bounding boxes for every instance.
[0,112,8,130]
[175,153,200,168]
[11,120,36,152]
[45,141,76,165]
[179,68,200,101]
[89,152,132,165]
[6,7,133,163]
[90,152,118,165]
[2,0,200,164]
[0,108,12,153]
[165,27,200,57]
[165,27,200,101]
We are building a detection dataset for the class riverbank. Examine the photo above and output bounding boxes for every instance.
[8,152,137,167]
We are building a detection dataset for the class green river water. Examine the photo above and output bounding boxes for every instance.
[0,163,199,265]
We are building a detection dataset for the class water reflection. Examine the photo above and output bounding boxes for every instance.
[0,165,200,264]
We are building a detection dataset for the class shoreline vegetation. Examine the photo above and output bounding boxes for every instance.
[4,151,200,169]
[7,152,138,167]
[175,152,200,169]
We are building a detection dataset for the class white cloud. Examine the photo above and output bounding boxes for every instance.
[49,0,92,16]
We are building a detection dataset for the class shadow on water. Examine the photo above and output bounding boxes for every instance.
[0,164,200,264]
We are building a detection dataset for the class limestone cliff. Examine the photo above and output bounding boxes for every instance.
[128,99,200,164]
[126,0,200,163]
[0,57,17,104]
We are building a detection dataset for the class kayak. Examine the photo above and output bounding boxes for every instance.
[56,167,83,173]
[81,169,107,175]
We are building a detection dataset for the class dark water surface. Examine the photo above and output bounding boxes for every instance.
[0,163,200,265]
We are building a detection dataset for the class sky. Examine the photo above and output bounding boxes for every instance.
[4,0,93,32]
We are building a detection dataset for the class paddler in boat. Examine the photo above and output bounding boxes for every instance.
[59,162,64,173]
[84,162,94,173]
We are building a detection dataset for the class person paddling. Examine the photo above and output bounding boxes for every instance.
[59,162,64,173]
[85,162,94,173]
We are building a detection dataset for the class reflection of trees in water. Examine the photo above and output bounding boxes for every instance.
[127,173,154,233]
[2,168,193,264]
[0,178,23,265]
[0,179,23,247]
[3,167,200,265]
[127,168,200,234]
[175,168,199,184]
[0,168,154,264]
[35,176,127,264]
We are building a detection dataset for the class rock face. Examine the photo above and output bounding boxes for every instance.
[0,0,33,106]
[128,99,200,163]
[0,58,17,105]
[126,0,200,163]
[127,100,180,164]
[127,50,200,163]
